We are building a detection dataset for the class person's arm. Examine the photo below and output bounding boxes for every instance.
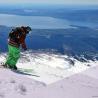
[21,40,27,50]
[19,35,27,50]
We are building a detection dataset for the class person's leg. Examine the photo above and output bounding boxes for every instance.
[11,46,20,69]
[5,45,13,67]
[5,45,20,69]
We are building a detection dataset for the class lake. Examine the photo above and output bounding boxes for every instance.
[0,14,72,29]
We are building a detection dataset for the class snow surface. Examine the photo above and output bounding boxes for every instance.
[0,51,98,98]
[0,50,98,84]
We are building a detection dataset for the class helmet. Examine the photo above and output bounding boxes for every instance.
[26,26,32,33]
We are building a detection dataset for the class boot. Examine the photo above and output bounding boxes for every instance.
[8,65,17,70]
[0,63,8,68]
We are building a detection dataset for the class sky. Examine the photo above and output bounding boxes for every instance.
[0,0,98,5]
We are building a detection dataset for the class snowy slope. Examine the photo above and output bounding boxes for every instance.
[37,69,98,98]
[0,63,98,98]
[0,68,46,98]
[0,50,98,84]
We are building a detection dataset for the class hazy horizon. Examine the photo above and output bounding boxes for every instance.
[0,0,98,5]
[0,4,98,9]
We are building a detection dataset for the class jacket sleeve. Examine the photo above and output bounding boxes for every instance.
[19,35,27,50]
[21,40,27,50]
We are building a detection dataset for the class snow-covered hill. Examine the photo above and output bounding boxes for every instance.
[0,50,98,84]
[0,51,98,98]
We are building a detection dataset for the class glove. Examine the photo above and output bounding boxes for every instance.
[24,48,27,51]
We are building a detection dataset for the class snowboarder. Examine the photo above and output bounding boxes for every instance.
[2,26,32,70]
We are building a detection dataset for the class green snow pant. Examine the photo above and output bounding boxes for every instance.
[5,45,20,68]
